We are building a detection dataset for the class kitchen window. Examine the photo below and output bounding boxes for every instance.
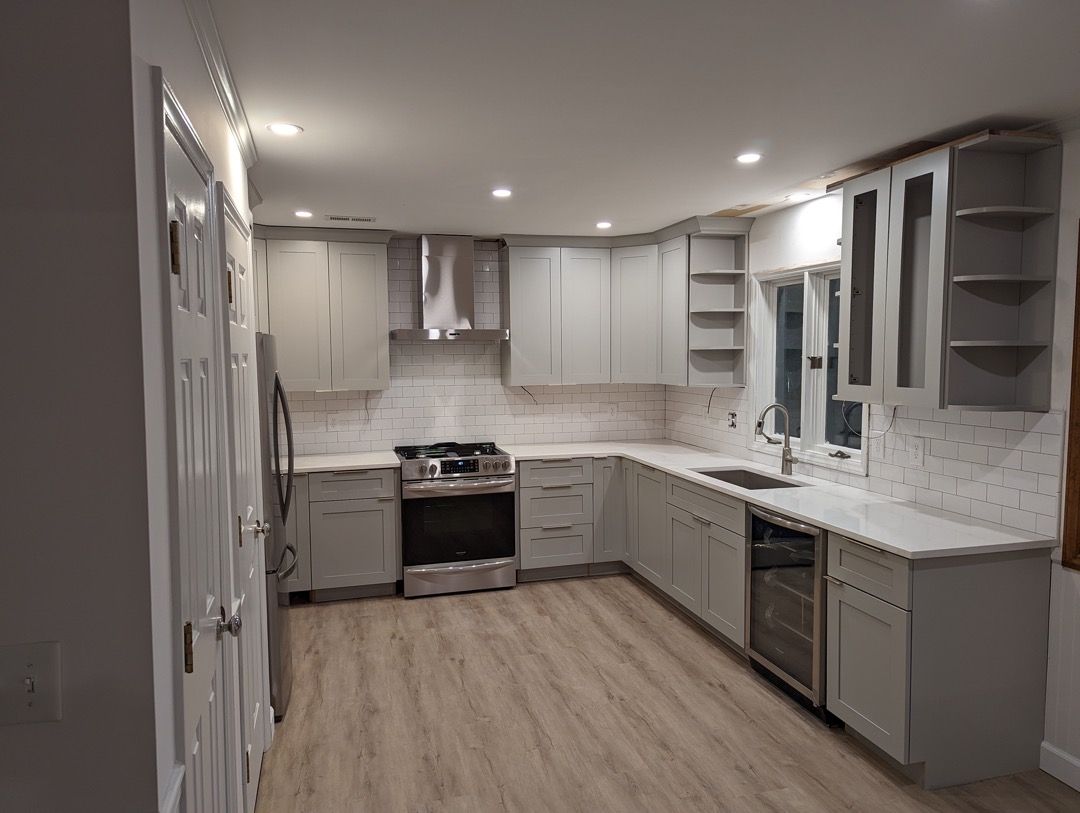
[756,265,867,467]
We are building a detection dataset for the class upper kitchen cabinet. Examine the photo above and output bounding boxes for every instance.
[835,132,1061,411]
[560,247,611,384]
[611,244,660,383]
[501,246,563,385]
[263,235,390,391]
[687,233,747,387]
[658,236,689,385]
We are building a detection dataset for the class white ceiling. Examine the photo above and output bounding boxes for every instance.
[211,0,1080,237]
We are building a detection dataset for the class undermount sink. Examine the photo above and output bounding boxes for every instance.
[691,468,805,490]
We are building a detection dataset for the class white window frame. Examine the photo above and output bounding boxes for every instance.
[751,262,869,476]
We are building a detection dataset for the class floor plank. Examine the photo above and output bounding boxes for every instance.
[256,575,1078,812]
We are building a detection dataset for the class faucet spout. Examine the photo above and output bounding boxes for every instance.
[756,403,798,476]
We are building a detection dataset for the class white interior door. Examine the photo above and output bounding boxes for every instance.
[219,184,270,811]
[165,123,232,811]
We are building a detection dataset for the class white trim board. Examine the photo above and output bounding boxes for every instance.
[1041,741,1080,792]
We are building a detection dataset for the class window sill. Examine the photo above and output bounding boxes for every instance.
[751,437,867,476]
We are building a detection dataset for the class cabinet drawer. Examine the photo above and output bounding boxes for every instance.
[666,476,745,535]
[520,484,594,528]
[520,524,593,569]
[518,457,594,487]
[828,533,911,610]
[309,468,396,501]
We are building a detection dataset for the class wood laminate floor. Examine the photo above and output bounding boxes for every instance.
[255,575,1078,812]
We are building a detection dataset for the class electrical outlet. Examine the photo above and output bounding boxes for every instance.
[327,413,349,432]
[727,411,738,429]
[604,403,618,417]
[0,641,62,725]
[908,436,925,467]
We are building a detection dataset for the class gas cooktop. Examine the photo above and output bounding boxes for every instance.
[394,441,514,481]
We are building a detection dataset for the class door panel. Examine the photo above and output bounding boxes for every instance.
[506,247,561,384]
[658,236,689,385]
[560,247,611,384]
[611,244,660,383]
[633,465,668,586]
[310,498,397,588]
[266,241,331,391]
[593,458,626,563]
[701,523,745,644]
[328,242,389,390]
[666,505,702,614]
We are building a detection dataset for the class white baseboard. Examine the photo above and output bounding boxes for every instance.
[1041,740,1080,791]
[160,764,185,813]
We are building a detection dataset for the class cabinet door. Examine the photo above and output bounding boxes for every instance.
[837,169,890,404]
[505,247,562,385]
[658,236,689,386]
[883,150,952,408]
[611,244,660,383]
[633,464,668,587]
[266,240,331,391]
[593,457,626,563]
[328,242,389,390]
[560,247,611,384]
[623,458,637,565]
[280,474,311,592]
[666,505,702,614]
[309,497,397,589]
[827,579,911,763]
[252,237,270,334]
[701,522,745,645]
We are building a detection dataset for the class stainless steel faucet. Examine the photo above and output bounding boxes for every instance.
[756,403,797,476]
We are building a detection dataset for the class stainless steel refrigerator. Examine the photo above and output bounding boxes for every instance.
[256,333,297,721]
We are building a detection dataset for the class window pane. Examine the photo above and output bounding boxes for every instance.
[826,276,862,449]
[774,283,803,437]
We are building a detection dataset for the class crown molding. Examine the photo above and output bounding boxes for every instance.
[183,0,258,168]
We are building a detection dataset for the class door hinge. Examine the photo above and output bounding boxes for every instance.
[226,265,234,304]
[183,621,194,673]
[169,220,182,275]
[244,750,251,784]
[237,514,244,548]
[807,355,823,369]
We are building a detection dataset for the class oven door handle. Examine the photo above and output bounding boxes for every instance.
[402,476,516,498]
[407,559,516,575]
[748,505,821,537]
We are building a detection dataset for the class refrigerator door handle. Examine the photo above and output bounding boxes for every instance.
[273,373,295,525]
[274,542,299,580]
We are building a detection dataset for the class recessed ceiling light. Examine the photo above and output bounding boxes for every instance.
[736,152,762,164]
[267,122,304,137]
[492,188,512,198]
[294,210,313,218]
[596,221,612,230]
[787,192,816,202]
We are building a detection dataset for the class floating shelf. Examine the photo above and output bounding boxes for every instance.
[954,206,1055,226]
[690,269,745,278]
[691,308,745,314]
[953,274,1053,286]
[689,345,744,352]
[949,340,1049,349]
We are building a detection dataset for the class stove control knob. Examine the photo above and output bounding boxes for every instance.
[428,463,438,477]
[501,460,510,471]
[482,460,491,471]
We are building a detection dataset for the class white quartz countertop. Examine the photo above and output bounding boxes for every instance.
[291,441,1056,560]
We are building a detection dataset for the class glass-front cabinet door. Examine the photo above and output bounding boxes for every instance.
[837,167,891,404]
[882,148,952,408]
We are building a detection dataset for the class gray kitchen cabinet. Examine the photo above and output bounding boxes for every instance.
[836,168,890,405]
[622,458,636,565]
[520,524,593,569]
[631,462,668,587]
[309,496,398,589]
[665,505,702,614]
[657,236,689,385]
[266,240,332,390]
[280,473,311,593]
[611,244,660,383]
[827,577,911,763]
[560,247,611,384]
[252,237,269,334]
[701,521,745,645]
[518,457,593,487]
[264,238,389,391]
[502,246,562,385]
[328,241,390,390]
[593,457,627,563]
[519,484,594,528]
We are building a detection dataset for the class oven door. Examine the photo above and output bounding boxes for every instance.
[401,476,516,566]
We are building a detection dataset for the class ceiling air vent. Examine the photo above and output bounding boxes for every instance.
[324,214,377,223]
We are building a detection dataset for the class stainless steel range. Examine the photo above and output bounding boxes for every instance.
[395,442,517,598]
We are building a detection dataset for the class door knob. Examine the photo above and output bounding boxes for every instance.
[217,607,242,638]
[254,520,270,537]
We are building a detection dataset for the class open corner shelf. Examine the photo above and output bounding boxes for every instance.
[689,345,744,352]
[954,206,1055,227]
[690,269,745,278]
[949,340,1049,349]
[691,307,745,314]
[952,274,1052,286]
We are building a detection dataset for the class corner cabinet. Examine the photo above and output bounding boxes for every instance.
[611,244,661,383]
[836,131,1061,411]
[263,238,389,392]
[560,247,611,384]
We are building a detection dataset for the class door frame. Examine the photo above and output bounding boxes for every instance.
[161,72,245,812]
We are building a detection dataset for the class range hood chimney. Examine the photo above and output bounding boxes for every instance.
[389,235,509,341]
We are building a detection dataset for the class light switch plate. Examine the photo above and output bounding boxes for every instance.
[0,641,62,725]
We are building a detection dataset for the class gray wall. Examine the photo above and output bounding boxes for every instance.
[0,2,159,809]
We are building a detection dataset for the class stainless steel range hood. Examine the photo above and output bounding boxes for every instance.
[389,235,509,341]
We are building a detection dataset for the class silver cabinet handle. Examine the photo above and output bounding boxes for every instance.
[539,457,574,463]
[691,515,711,526]
[541,524,573,531]
[748,505,821,537]
[841,535,883,554]
[539,483,574,489]
[824,575,844,587]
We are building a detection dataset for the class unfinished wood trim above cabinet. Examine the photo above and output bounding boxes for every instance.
[253,225,395,244]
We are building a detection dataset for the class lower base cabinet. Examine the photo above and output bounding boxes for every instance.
[281,474,312,592]
[520,524,593,569]
[666,505,703,614]
[309,497,397,589]
[700,522,745,643]
[632,464,669,587]
[593,457,627,563]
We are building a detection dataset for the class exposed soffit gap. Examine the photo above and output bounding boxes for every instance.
[182,0,258,168]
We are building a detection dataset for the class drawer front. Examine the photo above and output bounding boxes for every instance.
[520,484,594,528]
[828,533,911,610]
[520,524,594,569]
[309,468,396,502]
[518,457,594,487]
[666,476,745,535]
